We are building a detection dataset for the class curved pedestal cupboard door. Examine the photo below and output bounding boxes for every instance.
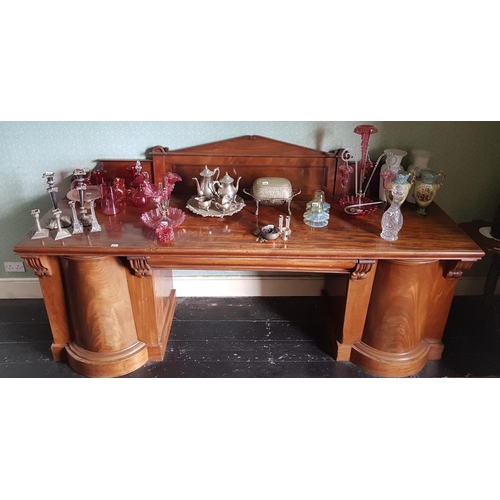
[62,256,148,378]
[351,259,457,378]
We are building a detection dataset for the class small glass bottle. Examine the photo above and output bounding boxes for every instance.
[380,184,405,241]
[306,190,331,214]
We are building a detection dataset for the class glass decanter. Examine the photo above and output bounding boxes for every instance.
[380,184,405,241]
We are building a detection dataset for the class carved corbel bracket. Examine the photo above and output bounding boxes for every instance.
[23,257,51,278]
[445,260,475,280]
[127,257,152,278]
[350,260,375,281]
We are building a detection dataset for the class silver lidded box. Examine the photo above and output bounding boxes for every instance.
[243,177,301,215]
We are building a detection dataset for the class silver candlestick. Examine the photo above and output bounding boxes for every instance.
[279,215,292,241]
[88,200,101,233]
[76,184,92,226]
[68,201,84,234]
[52,209,72,240]
[43,172,71,229]
[30,209,50,239]
[42,171,56,201]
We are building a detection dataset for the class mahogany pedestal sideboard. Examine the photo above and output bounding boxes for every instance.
[13,198,484,378]
[12,136,484,377]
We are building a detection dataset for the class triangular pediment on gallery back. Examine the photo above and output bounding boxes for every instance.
[151,135,332,157]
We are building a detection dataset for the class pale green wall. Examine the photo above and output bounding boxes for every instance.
[1,121,499,280]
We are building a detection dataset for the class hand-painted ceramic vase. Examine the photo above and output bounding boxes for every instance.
[406,149,433,203]
[414,169,445,215]
[383,170,415,207]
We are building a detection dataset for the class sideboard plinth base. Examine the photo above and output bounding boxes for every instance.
[66,341,149,378]
[350,340,430,378]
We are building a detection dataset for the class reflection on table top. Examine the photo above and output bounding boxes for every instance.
[14,197,485,264]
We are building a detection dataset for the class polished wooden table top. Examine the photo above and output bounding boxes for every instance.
[14,197,484,270]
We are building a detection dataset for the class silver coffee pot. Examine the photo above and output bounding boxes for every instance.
[212,172,241,202]
[193,165,220,198]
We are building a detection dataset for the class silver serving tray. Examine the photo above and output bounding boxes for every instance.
[186,196,245,218]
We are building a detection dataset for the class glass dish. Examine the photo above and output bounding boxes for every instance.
[339,196,379,216]
[141,207,185,229]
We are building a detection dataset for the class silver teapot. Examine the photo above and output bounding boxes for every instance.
[212,172,241,202]
[192,165,220,198]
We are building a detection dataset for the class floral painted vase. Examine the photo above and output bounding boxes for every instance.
[383,170,415,207]
[406,149,433,203]
[414,169,445,215]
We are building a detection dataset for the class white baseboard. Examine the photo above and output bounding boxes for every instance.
[173,275,326,297]
[0,276,326,299]
[0,278,44,299]
[0,275,497,299]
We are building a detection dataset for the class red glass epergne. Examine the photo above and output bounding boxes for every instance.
[139,171,185,242]
[338,124,390,216]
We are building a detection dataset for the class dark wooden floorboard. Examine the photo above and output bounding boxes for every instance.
[123,360,374,378]
[0,322,53,343]
[168,319,330,342]
[0,361,84,378]
[0,295,499,378]
[0,299,49,323]
[172,296,327,322]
